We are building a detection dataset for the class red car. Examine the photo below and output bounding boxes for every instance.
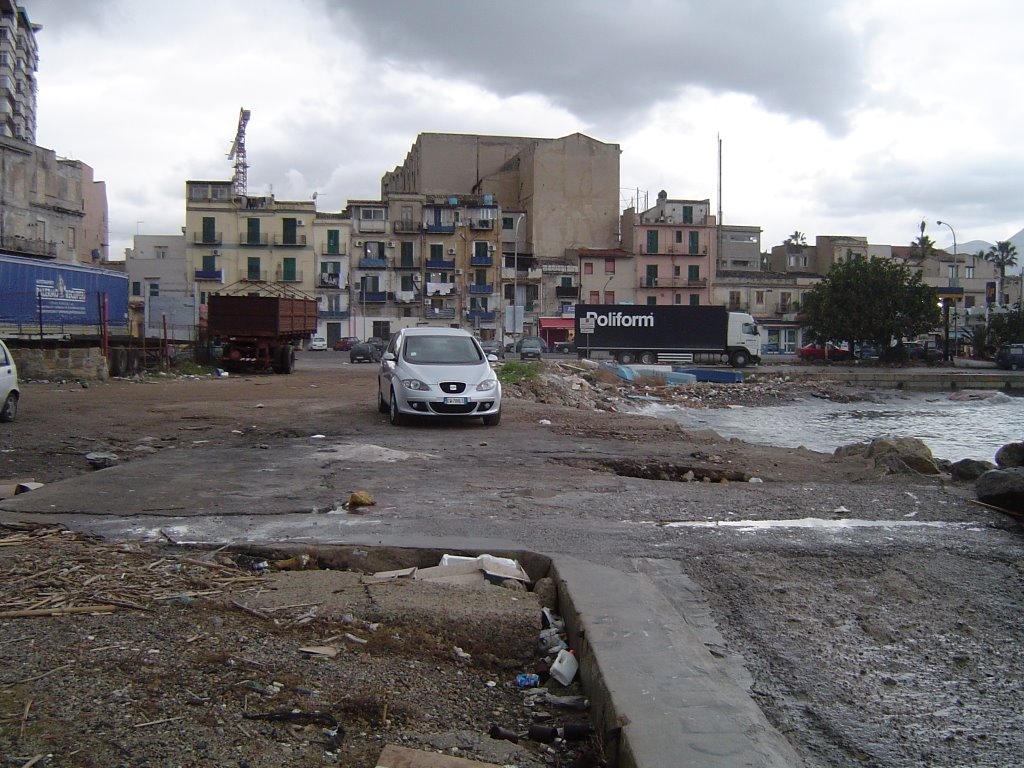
[333,336,360,352]
[798,342,852,361]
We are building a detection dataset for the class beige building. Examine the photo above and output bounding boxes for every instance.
[382,132,620,330]
[0,0,39,143]
[184,181,317,326]
[0,134,108,263]
[311,211,352,345]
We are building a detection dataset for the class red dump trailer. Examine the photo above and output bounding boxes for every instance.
[207,295,318,374]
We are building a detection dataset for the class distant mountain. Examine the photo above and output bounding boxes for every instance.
[951,228,1024,258]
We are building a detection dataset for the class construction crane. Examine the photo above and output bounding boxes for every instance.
[228,108,251,197]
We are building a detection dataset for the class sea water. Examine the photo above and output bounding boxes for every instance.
[638,391,1024,463]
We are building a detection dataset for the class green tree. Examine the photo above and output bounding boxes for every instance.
[908,220,936,265]
[785,231,807,251]
[988,303,1024,346]
[984,240,1019,306]
[802,257,940,358]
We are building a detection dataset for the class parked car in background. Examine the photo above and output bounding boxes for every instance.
[798,342,852,361]
[519,337,545,360]
[350,341,382,363]
[309,337,328,351]
[333,336,360,352]
[0,339,19,423]
[905,341,942,363]
[552,339,576,354]
[505,336,548,355]
[377,327,501,426]
[996,343,1024,370]
[478,339,504,359]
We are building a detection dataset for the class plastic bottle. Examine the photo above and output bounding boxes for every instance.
[515,673,541,688]
[549,648,579,686]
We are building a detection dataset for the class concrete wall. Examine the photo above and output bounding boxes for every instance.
[9,346,110,381]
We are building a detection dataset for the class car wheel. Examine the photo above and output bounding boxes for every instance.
[0,393,17,423]
[482,410,501,426]
[377,387,389,414]
[388,388,406,426]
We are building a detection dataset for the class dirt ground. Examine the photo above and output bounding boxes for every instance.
[1,359,1022,767]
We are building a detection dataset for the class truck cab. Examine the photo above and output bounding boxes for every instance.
[726,312,761,367]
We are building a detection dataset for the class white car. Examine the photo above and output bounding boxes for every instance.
[309,337,328,351]
[0,339,19,423]
[377,327,501,426]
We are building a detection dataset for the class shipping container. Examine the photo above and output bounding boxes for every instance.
[207,294,318,374]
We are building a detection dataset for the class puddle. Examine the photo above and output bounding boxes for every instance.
[573,457,750,483]
[660,517,977,530]
[312,443,437,462]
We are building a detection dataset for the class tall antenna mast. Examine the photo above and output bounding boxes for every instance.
[717,134,723,269]
[228,108,251,196]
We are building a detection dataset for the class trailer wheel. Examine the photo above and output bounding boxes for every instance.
[617,352,636,365]
[285,346,296,374]
[730,349,751,368]
[639,351,656,365]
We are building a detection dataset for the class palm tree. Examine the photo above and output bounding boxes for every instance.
[908,233,936,265]
[985,240,1019,306]
[785,231,807,251]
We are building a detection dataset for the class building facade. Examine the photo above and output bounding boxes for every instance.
[0,134,108,264]
[0,0,39,143]
[125,234,193,341]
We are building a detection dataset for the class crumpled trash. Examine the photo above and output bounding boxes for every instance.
[85,451,120,469]
[343,491,375,511]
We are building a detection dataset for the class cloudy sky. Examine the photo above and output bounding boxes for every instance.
[24,0,1024,260]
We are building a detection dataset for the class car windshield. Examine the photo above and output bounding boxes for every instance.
[402,335,483,364]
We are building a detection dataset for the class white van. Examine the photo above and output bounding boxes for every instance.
[0,339,20,423]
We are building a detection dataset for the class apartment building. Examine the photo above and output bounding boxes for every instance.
[0,134,108,263]
[183,181,317,325]
[340,193,502,342]
[0,0,39,143]
[382,132,619,328]
[620,192,717,307]
[125,234,193,341]
[311,212,351,346]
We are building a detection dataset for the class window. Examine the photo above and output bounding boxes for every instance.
[604,291,614,304]
[67,227,76,248]
[401,274,415,291]
[282,218,298,246]
[474,241,489,259]
[688,231,699,255]
[364,241,385,258]
[360,208,385,220]
[282,257,297,281]
[964,265,974,279]
[646,296,657,306]
[673,265,681,277]
[689,294,699,306]
[646,230,658,254]
[675,231,682,244]
[583,262,593,275]
[965,295,975,309]
[148,282,159,297]
[682,206,693,224]
[604,259,615,274]
[246,218,260,245]
[202,254,216,272]
[674,294,681,305]
[132,281,142,296]
[589,291,600,303]
[688,265,700,281]
[502,217,514,230]
[755,290,765,304]
[947,265,958,281]
[729,291,741,308]
[400,241,414,266]
[327,229,340,254]
[430,243,443,260]
[155,246,167,259]
[247,257,261,280]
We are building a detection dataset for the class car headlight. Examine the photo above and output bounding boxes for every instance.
[476,379,498,392]
[400,378,430,391]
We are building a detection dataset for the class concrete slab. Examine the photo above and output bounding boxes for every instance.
[376,744,502,767]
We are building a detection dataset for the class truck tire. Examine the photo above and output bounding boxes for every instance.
[639,351,657,365]
[617,352,636,365]
[730,349,750,368]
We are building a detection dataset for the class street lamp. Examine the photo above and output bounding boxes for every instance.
[936,220,958,357]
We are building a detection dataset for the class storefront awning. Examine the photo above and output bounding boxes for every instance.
[539,317,575,329]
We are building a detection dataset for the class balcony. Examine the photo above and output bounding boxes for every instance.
[356,220,387,234]
[466,309,496,321]
[470,219,494,230]
[394,291,421,303]
[275,269,303,283]
[319,273,344,289]
[395,259,420,270]
[194,268,223,282]
[0,235,57,259]
[469,283,494,295]
[501,267,542,281]
[555,286,579,298]
[320,246,344,256]
[358,291,387,303]
[242,270,268,282]
[319,309,351,319]
[638,277,707,289]
[470,255,494,267]
[273,234,308,247]
[425,223,456,234]
[358,257,388,269]
[425,282,456,296]
[193,232,222,245]
[425,307,456,319]
[240,234,270,246]
[393,220,422,233]
[425,259,456,270]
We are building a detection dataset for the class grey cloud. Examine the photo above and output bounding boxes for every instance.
[320,0,866,135]
[21,0,124,36]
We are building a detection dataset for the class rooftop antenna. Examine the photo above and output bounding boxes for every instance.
[228,108,251,196]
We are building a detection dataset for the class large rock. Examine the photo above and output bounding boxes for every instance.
[975,467,1024,513]
[834,437,940,475]
[950,458,997,481]
[994,442,1024,468]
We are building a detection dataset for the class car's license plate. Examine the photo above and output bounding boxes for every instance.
[443,396,467,405]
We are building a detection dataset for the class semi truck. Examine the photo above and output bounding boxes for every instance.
[0,253,129,337]
[574,304,761,368]
[206,294,318,374]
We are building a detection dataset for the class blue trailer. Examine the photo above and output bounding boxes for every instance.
[0,253,129,337]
